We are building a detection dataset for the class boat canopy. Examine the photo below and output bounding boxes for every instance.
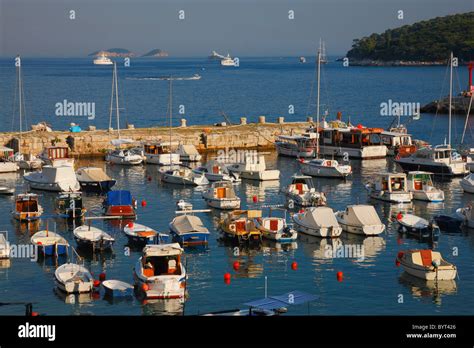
[106,190,132,206]
[143,243,183,257]
[172,215,209,234]
[303,207,338,228]
[344,205,382,226]
[77,167,112,181]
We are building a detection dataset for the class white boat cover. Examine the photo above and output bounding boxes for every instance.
[143,243,183,257]
[303,207,339,228]
[343,205,382,226]
[171,215,209,234]
[55,263,92,283]
[74,226,114,242]
[399,214,429,228]
[76,167,112,182]
[178,144,199,155]
[31,230,68,245]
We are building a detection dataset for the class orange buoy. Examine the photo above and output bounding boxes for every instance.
[141,200,147,207]
[252,196,258,203]
[291,261,298,270]
[233,261,240,271]
[99,273,106,281]
[397,238,402,245]
[142,283,149,292]
[337,271,344,282]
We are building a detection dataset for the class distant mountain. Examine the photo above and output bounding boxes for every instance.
[142,49,169,57]
[346,12,474,64]
[89,48,135,57]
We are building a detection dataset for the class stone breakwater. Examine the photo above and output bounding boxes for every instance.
[0,119,312,158]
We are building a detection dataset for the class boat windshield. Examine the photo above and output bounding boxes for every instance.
[143,255,181,276]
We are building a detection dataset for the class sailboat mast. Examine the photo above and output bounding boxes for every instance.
[114,63,121,139]
[448,52,453,146]
[316,47,321,156]
[18,56,22,153]
[108,63,115,130]
[169,77,173,166]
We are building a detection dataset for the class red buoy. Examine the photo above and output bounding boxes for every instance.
[142,283,149,292]
[31,312,39,317]
[252,196,258,203]
[92,291,101,299]
[233,261,240,271]
[99,273,106,281]
[224,272,231,283]
[93,280,101,287]
[395,260,401,267]
[224,278,231,285]
[299,209,305,214]
[397,212,403,220]
[337,271,344,282]
[128,222,134,229]
[141,200,147,207]
[291,261,298,270]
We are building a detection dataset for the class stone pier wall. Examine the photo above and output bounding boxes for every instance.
[0,121,312,158]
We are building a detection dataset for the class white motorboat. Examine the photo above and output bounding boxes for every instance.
[407,171,444,202]
[221,55,237,67]
[76,166,116,193]
[460,173,474,193]
[456,206,474,228]
[93,53,113,65]
[73,225,115,251]
[299,158,352,178]
[397,250,457,281]
[365,173,413,203]
[202,181,241,209]
[143,143,181,165]
[159,166,209,186]
[292,206,342,238]
[0,147,19,173]
[194,160,240,183]
[106,147,143,165]
[55,263,94,293]
[254,208,298,243]
[396,213,441,240]
[0,232,11,259]
[169,214,210,245]
[280,174,326,207]
[227,153,280,181]
[335,205,385,236]
[24,165,80,192]
[134,243,187,299]
[177,144,202,162]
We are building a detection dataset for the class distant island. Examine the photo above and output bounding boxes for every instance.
[142,49,169,57]
[345,12,474,66]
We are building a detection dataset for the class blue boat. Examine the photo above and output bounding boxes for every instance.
[169,214,210,246]
[104,190,136,218]
[30,230,69,257]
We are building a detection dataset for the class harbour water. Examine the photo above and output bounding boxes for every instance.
[0,57,473,316]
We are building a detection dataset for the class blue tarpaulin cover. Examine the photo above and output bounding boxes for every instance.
[243,290,317,310]
[106,190,132,206]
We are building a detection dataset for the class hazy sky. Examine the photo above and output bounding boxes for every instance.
[0,0,472,57]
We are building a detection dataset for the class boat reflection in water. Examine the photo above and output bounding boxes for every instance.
[54,287,93,305]
[340,234,386,263]
[0,259,11,269]
[261,239,298,253]
[241,180,280,203]
[299,234,343,264]
[399,272,457,305]
[141,298,184,316]
[219,244,263,279]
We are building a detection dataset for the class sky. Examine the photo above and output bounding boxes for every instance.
[0,0,472,57]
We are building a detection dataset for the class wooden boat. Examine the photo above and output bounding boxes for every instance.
[292,206,342,238]
[397,250,457,281]
[335,204,385,236]
[299,158,352,178]
[396,213,440,240]
[73,225,115,251]
[159,166,209,186]
[76,167,116,193]
[202,181,241,209]
[24,165,80,192]
[12,193,43,221]
[254,208,298,243]
[0,232,11,259]
[226,153,280,181]
[102,280,134,297]
[365,173,413,203]
[143,142,181,165]
[177,144,201,162]
[281,174,326,207]
[103,190,136,218]
[407,171,444,202]
[123,222,168,245]
[56,192,86,219]
[219,210,263,244]
[31,230,69,256]
[169,214,210,245]
[55,263,94,293]
[133,243,186,299]
[460,173,474,193]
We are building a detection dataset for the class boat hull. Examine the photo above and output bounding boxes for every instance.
[318,145,387,159]
[79,180,116,193]
[105,205,136,218]
[300,163,351,178]
[368,190,412,203]
[145,153,181,165]
[396,159,468,176]
[239,170,280,181]
[337,220,385,236]
[171,232,209,246]
[203,197,240,210]
[292,214,342,238]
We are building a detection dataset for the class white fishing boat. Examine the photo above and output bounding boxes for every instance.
[31,230,69,256]
[143,143,181,165]
[73,225,115,251]
[202,181,241,209]
[221,55,236,67]
[134,243,187,299]
[169,214,210,245]
[407,171,444,202]
[76,166,116,193]
[460,173,474,193]
[12,193,43,221]
[365,173,413,203]
[159,166,209,186]
[177,144,202,162]
[93,53,113,65]
[292,206,342,238]
[335,205,385,236]
[254,208,298,243]
[0,147,19,173]
[106,146,143,165]
[397,250,457,281]
[281,174,326,207]
[227,153,280,181]
[396,213,440,240]
[193,160,240,183]
[24,165,80,192]
[55,263,94,293]
[0,232,11,259]
[123,222,167,245]
[299,158,352,178]
[456,205,474,228]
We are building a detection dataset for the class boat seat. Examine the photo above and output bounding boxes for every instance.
[419,250,432,266]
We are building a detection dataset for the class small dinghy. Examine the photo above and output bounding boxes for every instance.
[0,180,14,195]
[433,215,463,232]
[396,250,457,281]
[102,280,134,297]
[335,204,385,236]
[281,174,326,207]
[55,263,94,293]
[56,192,86,219]
[169,214,210,246]
[193,160,240,183]
[460,173,474,193]
[73,225,115,251]
[396,213,440,240]
[292,206,342,238]
[31,230,69,256]
[123,222,168,245]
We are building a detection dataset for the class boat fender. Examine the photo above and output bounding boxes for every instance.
[229,224,236,232]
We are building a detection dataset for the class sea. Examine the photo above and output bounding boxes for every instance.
[0,57,472,315]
